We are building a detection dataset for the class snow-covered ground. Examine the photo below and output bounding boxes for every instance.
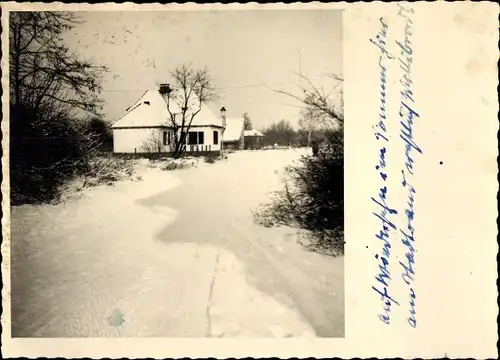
[10,148,344,338]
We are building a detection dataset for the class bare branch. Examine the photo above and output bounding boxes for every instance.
[262,72,344,128]
[10,11,107,117]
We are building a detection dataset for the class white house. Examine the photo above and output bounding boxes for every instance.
[222,118,245,150]
[244,129,265,137]
[111,86,224,155]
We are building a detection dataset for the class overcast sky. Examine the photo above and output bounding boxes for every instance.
[67,9,343,130]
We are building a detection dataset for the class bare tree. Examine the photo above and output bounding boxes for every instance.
[9,11,107,204]
[243,112,253,130]
[9,11,106,117]
[159,63,219,158]
[272,73,343,128]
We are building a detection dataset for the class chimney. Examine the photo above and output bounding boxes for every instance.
[158,83,172,95]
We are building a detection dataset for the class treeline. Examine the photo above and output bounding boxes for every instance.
[259,119,333,148]
[9,12,112,205]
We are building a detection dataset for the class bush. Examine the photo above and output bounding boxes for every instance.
[87,117,113,152]
[83,155,139,188]
[254,129,344,256]
[11,106,79,204]
[162,162,185,171]
[204,152,220,164]
[151,158,197,171]
[10,104,117,205]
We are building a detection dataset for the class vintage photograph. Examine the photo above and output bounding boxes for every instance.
[7,9,344,338]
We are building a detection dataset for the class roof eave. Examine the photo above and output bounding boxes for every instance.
[111,125,172,130]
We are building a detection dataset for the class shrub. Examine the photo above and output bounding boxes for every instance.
[162,162,184,171]
[83,155,139,188]
[254,129,344,256]
[160,158,197,171]
[87,117,113,152]
[10,104,118,205]
[10,106,79,204]
[204,152,219,164]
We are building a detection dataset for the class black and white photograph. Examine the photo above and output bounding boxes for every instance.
[6,8,344,338]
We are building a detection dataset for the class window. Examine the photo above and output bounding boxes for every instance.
[163,131,172,145]
[163,131,172,146]
[188,132,198,145]
[213,131,219,145]
[188,131,205,145]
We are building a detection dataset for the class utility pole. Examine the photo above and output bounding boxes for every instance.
[298,48,302,89]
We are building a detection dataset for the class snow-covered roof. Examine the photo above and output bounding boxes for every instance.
[223,118,244,142]
[244,129,265,137]
[111,88,223,129]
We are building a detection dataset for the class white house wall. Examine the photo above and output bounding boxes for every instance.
[185,126,222,152]
[113,128,158,153]
[113,126,222,153]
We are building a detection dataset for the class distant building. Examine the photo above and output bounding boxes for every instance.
[222,118,245,150]
[110,85,224,155]
[244,129,265,149]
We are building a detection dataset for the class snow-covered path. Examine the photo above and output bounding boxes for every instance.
[10,149,344,338]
